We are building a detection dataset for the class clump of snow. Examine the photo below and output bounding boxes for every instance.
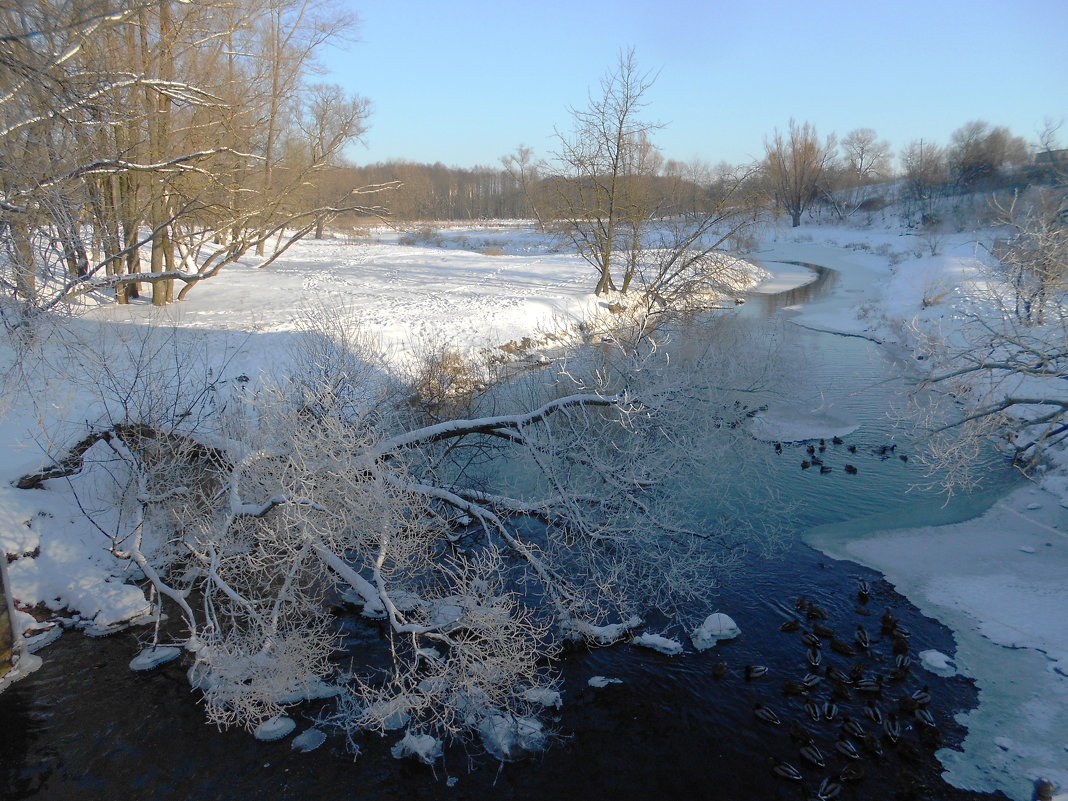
[290,727,327,753]
[129,645,182,672]
[630,632,683,655]
[523,687,562,708]
[253,715,296,741]
[691,612,741,651]
[391,731,443,765]
[919,649,958,676]
[588,676,623,688]
[0,653,42,693]
[477,714,546,761]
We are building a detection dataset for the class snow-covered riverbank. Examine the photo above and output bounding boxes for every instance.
[2,218,1065,799]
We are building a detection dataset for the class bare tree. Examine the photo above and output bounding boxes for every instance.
[762,120,836,227]
[548,48,663,295]
[18,307,788,756]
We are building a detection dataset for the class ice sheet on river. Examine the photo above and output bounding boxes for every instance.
[806,480,1068,801]
[748,405,859,443]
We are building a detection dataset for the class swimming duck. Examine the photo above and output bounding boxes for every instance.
[744,664,768,681]
[847,444,857,453]
[861,731,885,758]
[789,720,814,745]
[812,621,835,639]
[857,579,870,604]
[801,631,821,648]
[806,602,829,621]
[753,703,781,726]
[915,707,936,728]
[826,665,851,685]
[899,453,909,462]
[806,647,822,668]
[800,743,826,768]
[823,700,839,721]
[774,442,783,454]
[880,608,897,633]
[769,757,803,782]
[842,716,866,739]
[837,763,866,783]
[855,625,870,650]
[911,685,931,706]
[801,460,812,469]
[804,700,822,722]
[835,735,862,760]
[816,777,843,801]
[819,465,832,474]
[832,436,844,445]
[864,701,884,725]
[801,672,823,689]
[782,679,807,696]
[831,681,854,702]
[780,618,802,633]
[806,444,816,455]
[712,661,728,679]
[855,676,883,696]
[830,638,856,657]
[844,464,858,474]
[882,713,902,744]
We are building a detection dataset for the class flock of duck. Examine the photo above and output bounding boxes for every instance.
[731,584,947,800]
[771,436,909,475]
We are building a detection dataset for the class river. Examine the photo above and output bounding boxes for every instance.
[0,261,1020,801]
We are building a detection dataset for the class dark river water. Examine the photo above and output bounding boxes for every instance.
[0,264,1018,801]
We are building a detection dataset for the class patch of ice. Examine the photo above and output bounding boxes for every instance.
[630,632,683,655]
[291,727,327,753]
[478,714,546,761]
[919,649,957,676]
[523,687,562,708]
[691,612,740,650]
[391,731,442,765]
[748,407,859,443]
[588,675,623,688]
[253,715,296,741]
[129,645,181,671]
[1019,546,1036,554]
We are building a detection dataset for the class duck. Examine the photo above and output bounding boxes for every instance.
[774,442,783,454]
[819,465,833,474]
[895,653,912,670]
[857,579,871,604]
[844,464,858,474]
[847,444,857,453]
[800,743,826,768]
[915,707,936,728]
[842,716,866,739]
[816,777,843,801]
[801,631,822,648]
[855,625,870,650]
[837,763,866,783]
[782,679,807,696]
[769,757,803,782]
[861,732,885,758]
[898,695,920,715]
[780,618,802,633]
[712,661,728,679]
[812,621,835,639]
[794,596,809,611]
[899,453,909,462]
[801,672,823,689]
[806,602,829,621]
[807,444,816,455]
[804,700,822,722]
[753,703,781,726]
[823,700,839,721]
[830,638,856,657]
[880,608,897,633]
[789,720,814,745]
[892,634,910,656]
[855,676,883,696]
[882,713,902,744]
[911,685,932,706]
[835,735,863,760]
[801,460,812,469]
[806,647,822,668]
[826,665,851,685]
[864,701,884,725]
[744,664,768,681]
[892,623,912,639]
[832,436,844,445]
[831,681,854,702]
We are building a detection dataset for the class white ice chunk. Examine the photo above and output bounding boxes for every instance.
[478,714,546,761]
[919,649,957,676]
[630,632,683,655]
[588,676,623,688]
[691,612,741,650]
[522,687,562,708]
[129,645,181,671]
[391,731,443,765]
[291,727,327,753]
[253,715,296,741]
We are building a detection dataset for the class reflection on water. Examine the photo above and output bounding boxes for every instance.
[749,261,838,316]
[0,262,1017,801]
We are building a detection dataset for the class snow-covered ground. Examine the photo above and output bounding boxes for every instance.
[2,216,1066,799]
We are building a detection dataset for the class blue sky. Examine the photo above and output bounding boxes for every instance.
[318,0,1068,169]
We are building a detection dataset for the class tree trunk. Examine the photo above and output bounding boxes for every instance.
[791,210,801,227]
